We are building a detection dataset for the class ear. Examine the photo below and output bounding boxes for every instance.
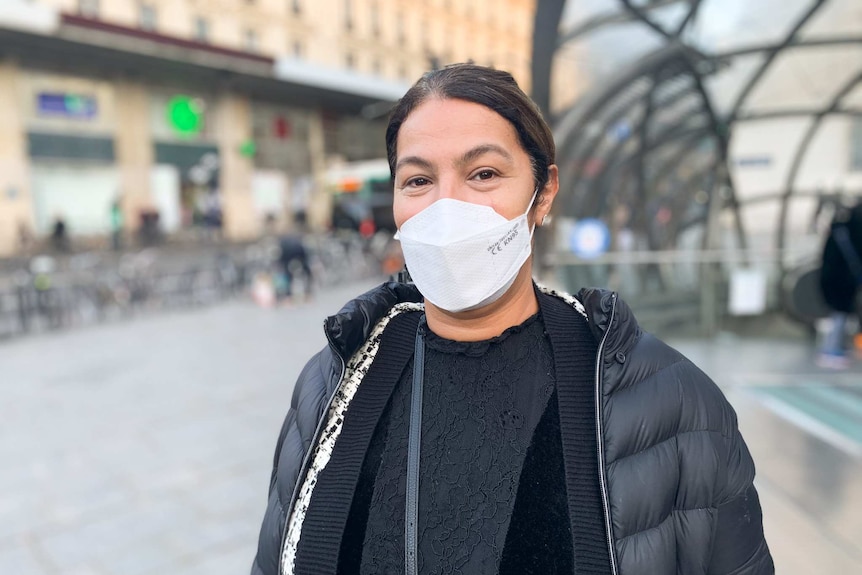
[536,165,559,226]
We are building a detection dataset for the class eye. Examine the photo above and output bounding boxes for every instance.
[404,176,432,188]
[471,169,498,182]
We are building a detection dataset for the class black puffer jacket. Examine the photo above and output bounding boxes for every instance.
[251,282,772,575]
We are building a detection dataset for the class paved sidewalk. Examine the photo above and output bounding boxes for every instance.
[0,279,381,575]
[2,282,860,574]
[673,336,862,575]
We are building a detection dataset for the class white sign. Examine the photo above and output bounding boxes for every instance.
[728,268,768,316]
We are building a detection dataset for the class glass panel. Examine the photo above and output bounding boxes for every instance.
[851,118,862,172]
[739,199,782,250]
[643,1,692,35]
[561,0,624,31]
[688,0,815,53]
[703,53,766,116]
[842,83,862,109]
[568,21,664,84]
[799,0,862,39]
[730,117,813,197]
[650,90,701,129]
[742,46,862,114]
[785,196,821,254]
[795,117,859,191]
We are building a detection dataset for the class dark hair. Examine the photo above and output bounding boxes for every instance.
[385,63,556,194]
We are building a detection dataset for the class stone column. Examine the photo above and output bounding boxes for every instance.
[0,59,34,256]
[306,108,332,232]
[217,93,258,240]
[114,79,154,233]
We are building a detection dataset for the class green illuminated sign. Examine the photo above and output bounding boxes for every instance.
[167,95,204,136]
[239,139,257,158]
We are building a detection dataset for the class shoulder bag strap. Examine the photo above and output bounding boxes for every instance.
[405,320,425,575]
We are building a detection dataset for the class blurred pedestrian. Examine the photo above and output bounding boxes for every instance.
[818,200,862,368]
[51,215,69,253]
[251,64,773,575]
[110,197,124,251]
[17,220,34,254]
[276,215,314,303]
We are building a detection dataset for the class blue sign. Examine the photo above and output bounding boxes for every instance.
[37,93,98,119]
[609,120,632,143]
[570,218,610,259]
[734,155,771,168]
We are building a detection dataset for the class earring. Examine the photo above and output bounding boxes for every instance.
[541,214,553,226]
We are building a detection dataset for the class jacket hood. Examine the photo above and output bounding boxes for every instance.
[323,281,423,360]
[576,287,642,358]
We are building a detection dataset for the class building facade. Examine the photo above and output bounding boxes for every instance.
[0,0,537,255]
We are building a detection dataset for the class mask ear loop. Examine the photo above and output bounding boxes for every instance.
[527,186,541,236]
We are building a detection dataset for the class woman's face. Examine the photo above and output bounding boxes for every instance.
[392,98,557,228]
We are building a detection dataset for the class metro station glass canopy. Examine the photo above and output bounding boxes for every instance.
[533,0,862,264]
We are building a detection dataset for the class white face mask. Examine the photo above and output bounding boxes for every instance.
[394,190,539,312]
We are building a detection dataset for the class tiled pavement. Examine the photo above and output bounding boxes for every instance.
[2,280,860,574]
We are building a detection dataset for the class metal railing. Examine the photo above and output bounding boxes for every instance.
[0,232,388,341]
[544,247,819,337]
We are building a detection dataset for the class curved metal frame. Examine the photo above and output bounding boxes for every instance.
[556,0,685,46]
[776,71,862,255]
[532,0,862,266]
[727,0,828,124]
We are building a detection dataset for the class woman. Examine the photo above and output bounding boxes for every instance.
[251,64,773,575]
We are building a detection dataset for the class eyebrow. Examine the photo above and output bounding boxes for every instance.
[395,144,515,174]
[395,156,434,173]
[456,143,514,168]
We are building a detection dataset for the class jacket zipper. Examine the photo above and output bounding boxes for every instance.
[278,321,347,575]
[594,293,619,575]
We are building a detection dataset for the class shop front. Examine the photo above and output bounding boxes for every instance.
[23,71,120,238]
[149,89,221,235]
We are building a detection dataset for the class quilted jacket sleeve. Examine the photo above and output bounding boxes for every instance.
[250,349,333,575]
[708,409,774,575]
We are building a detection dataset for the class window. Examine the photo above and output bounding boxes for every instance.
[853,118,862,172]
[139,3,157,31]
[396,12,405,45]
[372,58,381,75]
[344,0,353,30]
[371,2,380,36]
[292,0,301,15]
[245,29,258,52]
[398,62,407,79]
[345,52,355,69]
[194,17,209,43]
[293,41,303,58]
[78,0,99,18]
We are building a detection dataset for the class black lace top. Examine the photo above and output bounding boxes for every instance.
[338,311,574,574]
